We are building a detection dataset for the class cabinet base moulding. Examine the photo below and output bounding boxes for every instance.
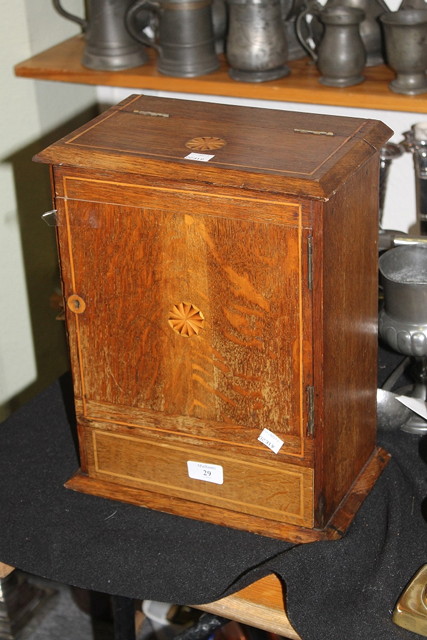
[65,446,390,543]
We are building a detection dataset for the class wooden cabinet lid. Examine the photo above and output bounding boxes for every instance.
[34,94,392,199]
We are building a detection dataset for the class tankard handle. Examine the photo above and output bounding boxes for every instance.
[52,0,87,30]
[295,0,323,61]
[126,0,161,52]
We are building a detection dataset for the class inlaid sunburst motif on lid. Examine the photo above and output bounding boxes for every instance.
[168,303,205,337]
[185,137,226,151]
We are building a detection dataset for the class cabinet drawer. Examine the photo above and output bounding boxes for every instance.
[85,428,314,528]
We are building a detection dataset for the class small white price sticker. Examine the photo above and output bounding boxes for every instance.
[187,461,223,485]
[258,428,284,454]
[184,152,215,162]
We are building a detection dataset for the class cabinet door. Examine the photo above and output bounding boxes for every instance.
[57,178,313,461]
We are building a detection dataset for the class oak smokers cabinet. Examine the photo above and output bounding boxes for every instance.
[36,95,391,543]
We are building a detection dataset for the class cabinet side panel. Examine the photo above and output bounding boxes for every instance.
[318,154,379,526]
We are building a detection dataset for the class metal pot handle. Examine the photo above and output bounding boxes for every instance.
[295,1,322,62]
[126,0,161,52]
[52,0,87,30]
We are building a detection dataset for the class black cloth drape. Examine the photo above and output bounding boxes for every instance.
[0,348,426,640]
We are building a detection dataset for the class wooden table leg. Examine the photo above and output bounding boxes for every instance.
[0,562,55,638]
[111,595,136,640]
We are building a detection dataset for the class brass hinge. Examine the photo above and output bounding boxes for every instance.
[132,109,170,118]
[307,385,315,437]
[307,236,313,290]
[294,128,335,137]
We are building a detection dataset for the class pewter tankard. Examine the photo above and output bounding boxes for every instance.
[281,0,309,60]
[326,0,389,66]
[126,0,219,77]
[298,0,388,67]
[52,0,148,70]
[226,0,289,82]
[297,5,366,86]
[380,10,427,95]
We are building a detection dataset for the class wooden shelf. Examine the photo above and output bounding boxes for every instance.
[195,573,301,640]
[14,35,427,113]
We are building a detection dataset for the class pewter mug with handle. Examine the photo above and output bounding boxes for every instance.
[297,4,366,86]
[226,0,289,82]
[297,0,389,67]
[380,9,427,95]
[126,0,219,77]
[281,0,309,60]
[326,0,389,66]
[52,0,148,70]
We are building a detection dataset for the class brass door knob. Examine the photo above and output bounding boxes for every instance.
[67,294,86,314]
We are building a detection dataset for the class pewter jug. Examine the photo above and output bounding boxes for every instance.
[298,0,389,67]
[281,0,309,60]
[226,0,289,82]
[380,9,427,95]
[297,5,366,86]
[52,0,148,70]
[326,0,389,66]
[126,0,219,77]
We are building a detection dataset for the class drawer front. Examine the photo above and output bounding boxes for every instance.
[85,428,314,528]
[57,177,313,461]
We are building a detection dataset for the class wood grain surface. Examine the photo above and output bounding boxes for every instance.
[194,573,301,640]
[35,94,391,200]
[0,562,15,578]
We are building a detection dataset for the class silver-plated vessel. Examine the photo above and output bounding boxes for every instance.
[402,123,427,235]
[379,245,427,433]
[379,143,404,228]
[52,0,148,70]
